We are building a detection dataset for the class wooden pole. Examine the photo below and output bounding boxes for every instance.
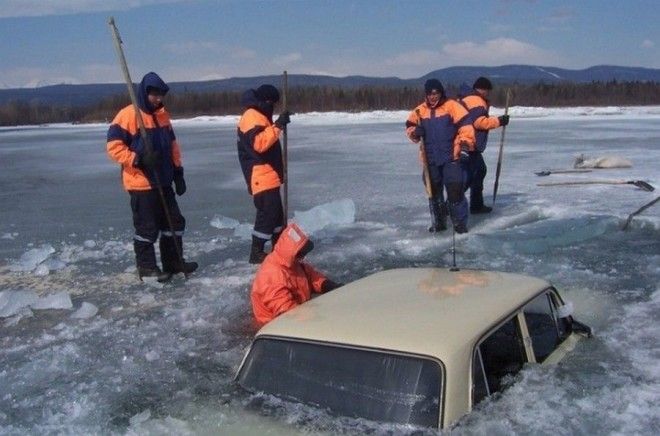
[282,70,288,223]
[108,17,186,277]
[492,88,511,205]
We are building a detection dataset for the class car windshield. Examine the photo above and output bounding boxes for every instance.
[237,338,443,428]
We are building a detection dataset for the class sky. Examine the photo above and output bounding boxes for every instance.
[0,0,658,88]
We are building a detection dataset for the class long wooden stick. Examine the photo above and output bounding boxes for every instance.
[537,179,654,192]
[492,88,511,205]
[282,70,288,223]
[415,109,433,199]
[108,17,186,277]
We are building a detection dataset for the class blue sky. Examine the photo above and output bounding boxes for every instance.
[0,0,658,88]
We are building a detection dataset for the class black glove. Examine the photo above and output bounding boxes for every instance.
[321,279,343,293]
[459,141,471,162]
[139,150,161,169]
[498,115,510,127]
[414,125,425,139]
[173,166,186,196]
[274,110,291,129]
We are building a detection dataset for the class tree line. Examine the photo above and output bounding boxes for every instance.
[1,80,660,126]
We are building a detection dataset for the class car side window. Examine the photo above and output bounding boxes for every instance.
[471,347,489,405]
[523,292,563,362]
[475,316,526,400]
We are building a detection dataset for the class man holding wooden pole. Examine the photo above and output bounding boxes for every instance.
[406,79,476,234]
[106,72,198,281]
[459,77,510,214]
[237,84,291,264]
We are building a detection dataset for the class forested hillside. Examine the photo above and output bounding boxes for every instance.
[1,81,659,126]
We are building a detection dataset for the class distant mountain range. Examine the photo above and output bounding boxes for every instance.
[2,65,659,107]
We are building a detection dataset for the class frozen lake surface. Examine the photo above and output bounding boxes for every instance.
[1,106,659,435]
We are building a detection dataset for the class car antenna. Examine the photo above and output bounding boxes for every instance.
[450,218,460,272]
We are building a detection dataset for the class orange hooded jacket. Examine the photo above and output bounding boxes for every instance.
[250,223,328,325]
[236,89,284,195]
[460,93,502,152]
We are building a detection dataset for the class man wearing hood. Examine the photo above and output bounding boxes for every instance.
[250,223,342,325]
[237,84,291,264]
[107,72,197,282]
[405,79,476,234]
[458,77,510,214]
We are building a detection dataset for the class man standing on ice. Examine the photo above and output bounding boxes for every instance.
[251,223,342,325]
[406,79,476,233]
[459,77,510,214]
[236,84,291,264]
[106,72,198,282]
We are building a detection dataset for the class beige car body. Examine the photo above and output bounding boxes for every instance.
[239,268,587,429]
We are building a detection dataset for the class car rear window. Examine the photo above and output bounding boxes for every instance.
[237,338,443,428]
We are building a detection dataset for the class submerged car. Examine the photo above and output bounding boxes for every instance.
[236,268,591,430]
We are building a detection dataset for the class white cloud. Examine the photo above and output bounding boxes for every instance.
[271,52,302,67]
[162,41,257,61]
[0,0,187,18]
[642,39,655,49]
[379,38,559,78]
[441,37,557,65]
[385,50,440,68]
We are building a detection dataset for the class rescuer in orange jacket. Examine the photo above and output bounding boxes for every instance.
[106,72,197,282]
[237,84,292,264]
[405,79,476,234]
[459,77,510,214]
[250,223,342,325]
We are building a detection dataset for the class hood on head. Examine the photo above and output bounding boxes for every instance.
[137,72,169,114]
[272,223,312,266]
[457,82,473,99]
[241,88,274,120]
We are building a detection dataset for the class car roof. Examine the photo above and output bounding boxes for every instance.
[256,268,552,360]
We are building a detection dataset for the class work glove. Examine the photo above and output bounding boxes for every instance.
[139,150,161,169]
[498,115,510,127]
[413,125,425,139]
[459,141,470,163]
[321,279,344,293]
[173,166,186,196]
[274,110,291,129]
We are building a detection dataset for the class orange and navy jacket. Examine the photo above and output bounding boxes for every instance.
[405,98,475,165]
[106,72,182,191]
[251,223,328,325]
[236,89,284,195]
[459,88,502,152]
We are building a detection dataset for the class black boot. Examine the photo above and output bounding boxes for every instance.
[470,190,492,214]
[138,266,172,283]
[160,236,198,275]
[271,231,282,250]
[249,236,268,264]
[134,240,171,282]
[428,199,448,232]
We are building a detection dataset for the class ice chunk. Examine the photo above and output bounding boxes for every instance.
[9,244,55,272]
[293,199,356,235]
[129,409,151,426]
[0,290,38,318]
[32,292,73,310]
[33,264,50,276]
[233,223,254,240]
[43,258,66,271]
[83,240,97,248]
[71,302,98,319]
[210,215,240,229]
[4,307,33,326]
[145,350,160,362]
